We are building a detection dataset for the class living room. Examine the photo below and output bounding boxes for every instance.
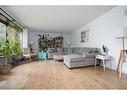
[0,3,127,92]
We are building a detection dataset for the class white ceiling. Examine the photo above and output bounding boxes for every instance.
[2,6,115,33]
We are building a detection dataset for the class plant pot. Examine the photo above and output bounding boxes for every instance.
[0,64,11,74]
[102,52,107,56]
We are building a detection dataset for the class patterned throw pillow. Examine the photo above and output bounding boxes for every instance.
[85,49,91,54]
[82,48,92,56]
[79,48,86,54]
[82,48,89,54]
[48,48,56,53]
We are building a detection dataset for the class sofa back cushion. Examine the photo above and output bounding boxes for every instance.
[73,47,79,54]
[67,48,73,53]
[73,47,87,54]
[78,48,87,54]
[82,48,98,58]
[63,48,68,53]
[88,48,98,53]
[47,48,56,53]
[63,47,73,53]
[57,48,64,53]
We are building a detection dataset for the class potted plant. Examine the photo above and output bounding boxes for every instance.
[102,45,108,55]
[0,41,22,74]
[0,42,13,74]
[11,41,23,65]
[11,41,22,56]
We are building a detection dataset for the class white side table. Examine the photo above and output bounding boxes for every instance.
[95,54,111,70]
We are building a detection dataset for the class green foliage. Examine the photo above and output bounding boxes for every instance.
[11,41,22,56]
[102,45,108,53]
[7,21,23,32]
[0,41,22,58]
[0,41,22,67]
[6,21,22,43]
[0,42,2,53]
[0,42,13,58]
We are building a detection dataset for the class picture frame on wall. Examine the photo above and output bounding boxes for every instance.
[81,29,89,43]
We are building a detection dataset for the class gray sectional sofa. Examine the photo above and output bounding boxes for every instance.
[47,47,98,68]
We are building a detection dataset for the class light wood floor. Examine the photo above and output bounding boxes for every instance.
[0,60,127,89]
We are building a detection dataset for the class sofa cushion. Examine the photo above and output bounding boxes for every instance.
[47,48,56,53]
[73,47,90,54]
[63,48,73,53]
[63,48,68,53]
[57,48,64,52]
[82,48,92,57]
[89,48,98,53]
[83,48,91,53]
[78,48,86,54]
[85,53,96,58]
[70,58,85,63]
[64,54,83,58]
[73,47,80,54]
[67,48,73,53]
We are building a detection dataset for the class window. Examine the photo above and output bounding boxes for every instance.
[0,13,23,44]
[0,21,23,44]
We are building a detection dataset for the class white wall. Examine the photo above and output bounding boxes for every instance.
[28,31,70,51]
[70,6,127,74]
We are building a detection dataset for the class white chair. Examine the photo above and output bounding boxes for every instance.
[22,48,31,61]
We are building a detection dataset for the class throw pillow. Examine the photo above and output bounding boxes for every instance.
[82,48,92,57]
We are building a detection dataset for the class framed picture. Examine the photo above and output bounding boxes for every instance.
[81,29,89,43]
